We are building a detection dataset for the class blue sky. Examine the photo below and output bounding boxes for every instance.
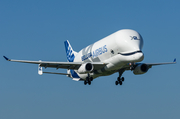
[0,0,180,119]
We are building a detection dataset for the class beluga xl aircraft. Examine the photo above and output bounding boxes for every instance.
[3,29,176,85]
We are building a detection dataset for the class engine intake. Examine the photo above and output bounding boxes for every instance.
[78,63,94,74]
[133,64,149,75]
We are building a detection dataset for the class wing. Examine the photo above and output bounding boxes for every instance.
[146,58,176,68]
[3,56,107,70]
[121,58,176,71]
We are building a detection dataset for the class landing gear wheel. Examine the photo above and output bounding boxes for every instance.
[122,77,124,82]
[88,81,91,85]
[117,77,120,82]
[115,81,119,85]
[84,81,87,85]
[119,81,122,85]
[90,77,93,81]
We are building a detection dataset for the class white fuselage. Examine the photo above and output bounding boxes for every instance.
[73,29,144,80]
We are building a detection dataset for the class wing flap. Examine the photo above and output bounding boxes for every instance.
[39,63,81,69]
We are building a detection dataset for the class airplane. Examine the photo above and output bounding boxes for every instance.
[3,29,176,85]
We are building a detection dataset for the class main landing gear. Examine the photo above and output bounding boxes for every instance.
[115,69,125,85]
[115,77,125,85]
[84,74,93,85]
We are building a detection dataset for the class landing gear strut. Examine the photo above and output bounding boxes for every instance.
[84,74,93,85]
[115,69,125,85]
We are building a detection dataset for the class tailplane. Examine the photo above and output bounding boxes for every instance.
[64,40,77,62]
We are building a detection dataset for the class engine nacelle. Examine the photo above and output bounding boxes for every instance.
[133,64,149,75]
[77,63,94,74]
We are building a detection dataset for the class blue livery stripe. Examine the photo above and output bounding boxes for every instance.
[64,41,75,62]
[70,69,80,78]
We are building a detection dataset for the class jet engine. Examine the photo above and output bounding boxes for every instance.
[133,64,149,75]
[78,63,94,74]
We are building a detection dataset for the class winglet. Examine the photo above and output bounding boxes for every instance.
[173,58,176,63]
[3,56,11,61]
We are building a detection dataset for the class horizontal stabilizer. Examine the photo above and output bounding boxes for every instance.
[72,78,81,81]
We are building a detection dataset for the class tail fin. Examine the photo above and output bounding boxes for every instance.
[64,40,77,62]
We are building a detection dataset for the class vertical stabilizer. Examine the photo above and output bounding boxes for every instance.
[64,40,77,62]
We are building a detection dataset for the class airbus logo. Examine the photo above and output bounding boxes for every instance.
[81,45,108,61]
[130,36,140,40]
